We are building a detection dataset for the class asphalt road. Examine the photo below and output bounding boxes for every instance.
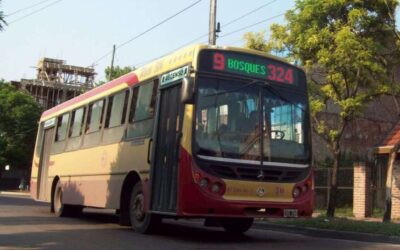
[0,193,399,250]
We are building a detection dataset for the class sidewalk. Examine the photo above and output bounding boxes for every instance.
[0,190,30,196]
[254,220,400,244]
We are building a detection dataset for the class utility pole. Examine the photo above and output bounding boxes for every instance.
[208,0,217,45]
[108,44,116,80]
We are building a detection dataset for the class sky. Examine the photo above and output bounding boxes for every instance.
[0,0,398,83]
[0,0,295,82]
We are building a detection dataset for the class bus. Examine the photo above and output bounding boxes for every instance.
[30,44,313,234]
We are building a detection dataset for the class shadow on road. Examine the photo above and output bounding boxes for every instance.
[1,195,396,250]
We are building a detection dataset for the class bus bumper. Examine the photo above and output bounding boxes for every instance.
[177,149,314,218]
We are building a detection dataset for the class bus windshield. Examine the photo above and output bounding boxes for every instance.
[194,77,310,164]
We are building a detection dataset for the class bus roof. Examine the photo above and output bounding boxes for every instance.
[40,44,296,121]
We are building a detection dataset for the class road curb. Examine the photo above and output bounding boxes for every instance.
[0,191,30,196]
[254,222,400,244]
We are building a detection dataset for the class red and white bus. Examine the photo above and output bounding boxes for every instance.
[31,44,313,234]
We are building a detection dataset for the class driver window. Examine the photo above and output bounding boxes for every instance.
[270,103,304,144]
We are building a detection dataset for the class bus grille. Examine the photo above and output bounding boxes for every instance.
[210,165,305,182]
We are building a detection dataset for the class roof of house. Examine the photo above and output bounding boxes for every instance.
[382,122,400,146]
[376,121,400,154]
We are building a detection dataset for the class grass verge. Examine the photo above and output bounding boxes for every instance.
[270,216,400,237]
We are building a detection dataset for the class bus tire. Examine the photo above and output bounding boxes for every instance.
[220,217,253,234]
[53,181,83,217]
[129,182,161,234]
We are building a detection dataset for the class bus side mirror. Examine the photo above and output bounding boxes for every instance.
[181,77,194,104]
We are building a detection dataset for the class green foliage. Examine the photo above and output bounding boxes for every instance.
[105,65,135,82]
[0,0,7,31]
[243,31,272,53]
[245,0,400,217]
[0,80,42,171]
[263,0,400,147]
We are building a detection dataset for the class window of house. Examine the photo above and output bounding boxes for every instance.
[86,99,105,133]
[55,113,70,141]
[69,107,86,138]
[105,90,129,128]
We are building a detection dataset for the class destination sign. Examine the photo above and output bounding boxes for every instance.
[199,50,302,87]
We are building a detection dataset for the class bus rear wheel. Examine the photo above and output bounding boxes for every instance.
[129,182,161,234]
[53,181,83,217]
[220,217,254,234]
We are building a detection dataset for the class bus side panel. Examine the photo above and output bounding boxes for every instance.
[58,175,126,208]
[48,140,150,208]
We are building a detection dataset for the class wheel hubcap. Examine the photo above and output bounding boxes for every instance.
[133,193,145,222]
[55,188,62,212]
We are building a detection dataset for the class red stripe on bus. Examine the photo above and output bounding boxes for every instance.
[41,72,139,118]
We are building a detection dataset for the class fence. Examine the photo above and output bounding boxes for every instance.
[314,164,387,210]
[314,167,354,208]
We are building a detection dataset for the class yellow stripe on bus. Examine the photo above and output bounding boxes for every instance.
[222,179,294,202]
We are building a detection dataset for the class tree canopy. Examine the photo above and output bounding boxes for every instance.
[244,0,400,217]
[105,65,135,82]
[0,81,42,172]
[0,0,7,31]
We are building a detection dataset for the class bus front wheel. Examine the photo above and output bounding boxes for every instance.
[129,182,161,234]
[53,181,83,217]
[220,217,254,234]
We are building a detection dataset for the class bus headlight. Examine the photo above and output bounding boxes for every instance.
[199,178,209,188]
[302,184,308,193]
[292,187,301,198]
[211,182,222,193]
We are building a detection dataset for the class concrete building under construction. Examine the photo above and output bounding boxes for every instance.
[14,58,96,110]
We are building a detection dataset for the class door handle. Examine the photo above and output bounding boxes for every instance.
[147,138,153,164]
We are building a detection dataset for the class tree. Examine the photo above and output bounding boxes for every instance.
[0,81,42,175]
[105,65,135,82]
[243,31,272,53]
[244,0,400,218]
[0,0,7,31]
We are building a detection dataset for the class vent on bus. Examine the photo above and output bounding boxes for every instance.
[209,165,304,182]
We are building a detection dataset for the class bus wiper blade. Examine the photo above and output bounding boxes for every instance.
[202,79,263,97]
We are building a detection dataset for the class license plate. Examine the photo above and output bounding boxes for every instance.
[283,209,298,218]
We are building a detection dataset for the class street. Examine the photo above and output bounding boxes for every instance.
[0,193,398,250]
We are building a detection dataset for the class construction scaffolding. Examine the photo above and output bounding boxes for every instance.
[16,58,96,110]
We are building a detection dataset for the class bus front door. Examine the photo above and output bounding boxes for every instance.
[38,127,54,201]
[151,84,183,213]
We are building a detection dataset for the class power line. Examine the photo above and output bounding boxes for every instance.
[169,0,279,49]
[227,38,244,46]
[219,13,284,39]
[96,0,278,70]
[8,0,63,25]
[6,0,53,17]
[130,12,284,70]
[90,0,203,67]
[223,0,277,28]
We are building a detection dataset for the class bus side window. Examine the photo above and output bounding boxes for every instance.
[128,87,139,122]
[69,107,86,137]
[86,99,105,133]
[105,90,129,129]
[55,113,70,141]
[127,80,158,138]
